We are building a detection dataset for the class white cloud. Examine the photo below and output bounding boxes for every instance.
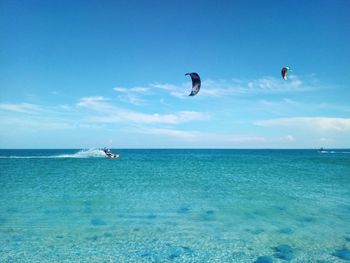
[253,98,350,118]
[113,87,150,105]
[148,75,312,99]
[130,126,200,139]
[77,96,209,125]
[76,96,113,111]
[113,87,128,93]
[127,127,270,143]
[0,102,79,132]
[113,87,150,93]
[0,103,42,113]
[110,75,315,105]
[255,117,350,132]
[150,82,189,98]
[118,94,145,105]
[150,83,179,91]
[243,75,306,92]
[0,115,73,131]
[315,103,350,112]
[77,96,108,105]
[87,110,209,125]
[151,81,244,98]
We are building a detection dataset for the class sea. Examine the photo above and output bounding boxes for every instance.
[0,149,349,262]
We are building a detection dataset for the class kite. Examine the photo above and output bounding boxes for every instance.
[185,72,201,96]
[281,67,290,80]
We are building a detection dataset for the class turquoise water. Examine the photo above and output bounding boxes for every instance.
[0,149,350,262]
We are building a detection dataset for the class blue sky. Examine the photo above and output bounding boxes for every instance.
[1,0,349,148]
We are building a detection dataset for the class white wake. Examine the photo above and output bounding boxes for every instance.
[0,148,107,159]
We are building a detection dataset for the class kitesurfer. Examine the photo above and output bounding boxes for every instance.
[103,147,112,158]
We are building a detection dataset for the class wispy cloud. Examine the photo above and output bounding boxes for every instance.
[76,96,113,111]
[127,125,271,143]
[0,102,80,132]
[130,126,200,139]
[150,83,179,91]
[0,115,74,131]
[150,82,189,98]
[113,86,150,105]
[113,87,150,93]
[125,127,298,146]
[77,96,108,105]
[2,73,345,148]
[86,110,209,125]
[255,117,350,132]
[147,75,313,99]
[248,98,350,118]
[314,103,350,112]
[251,75,303,90]
[0,102,75,132]
[77,96,209,124]
[150,80,245,98]
[119,94,145,105]
[0,103,43,113]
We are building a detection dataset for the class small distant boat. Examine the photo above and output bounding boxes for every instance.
[318,147,327,153]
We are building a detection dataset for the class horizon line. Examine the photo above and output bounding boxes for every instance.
[1,147,349,150]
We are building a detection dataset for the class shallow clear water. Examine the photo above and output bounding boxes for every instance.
[0,149,349,262]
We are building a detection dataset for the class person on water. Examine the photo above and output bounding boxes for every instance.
[103,147,112,158]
